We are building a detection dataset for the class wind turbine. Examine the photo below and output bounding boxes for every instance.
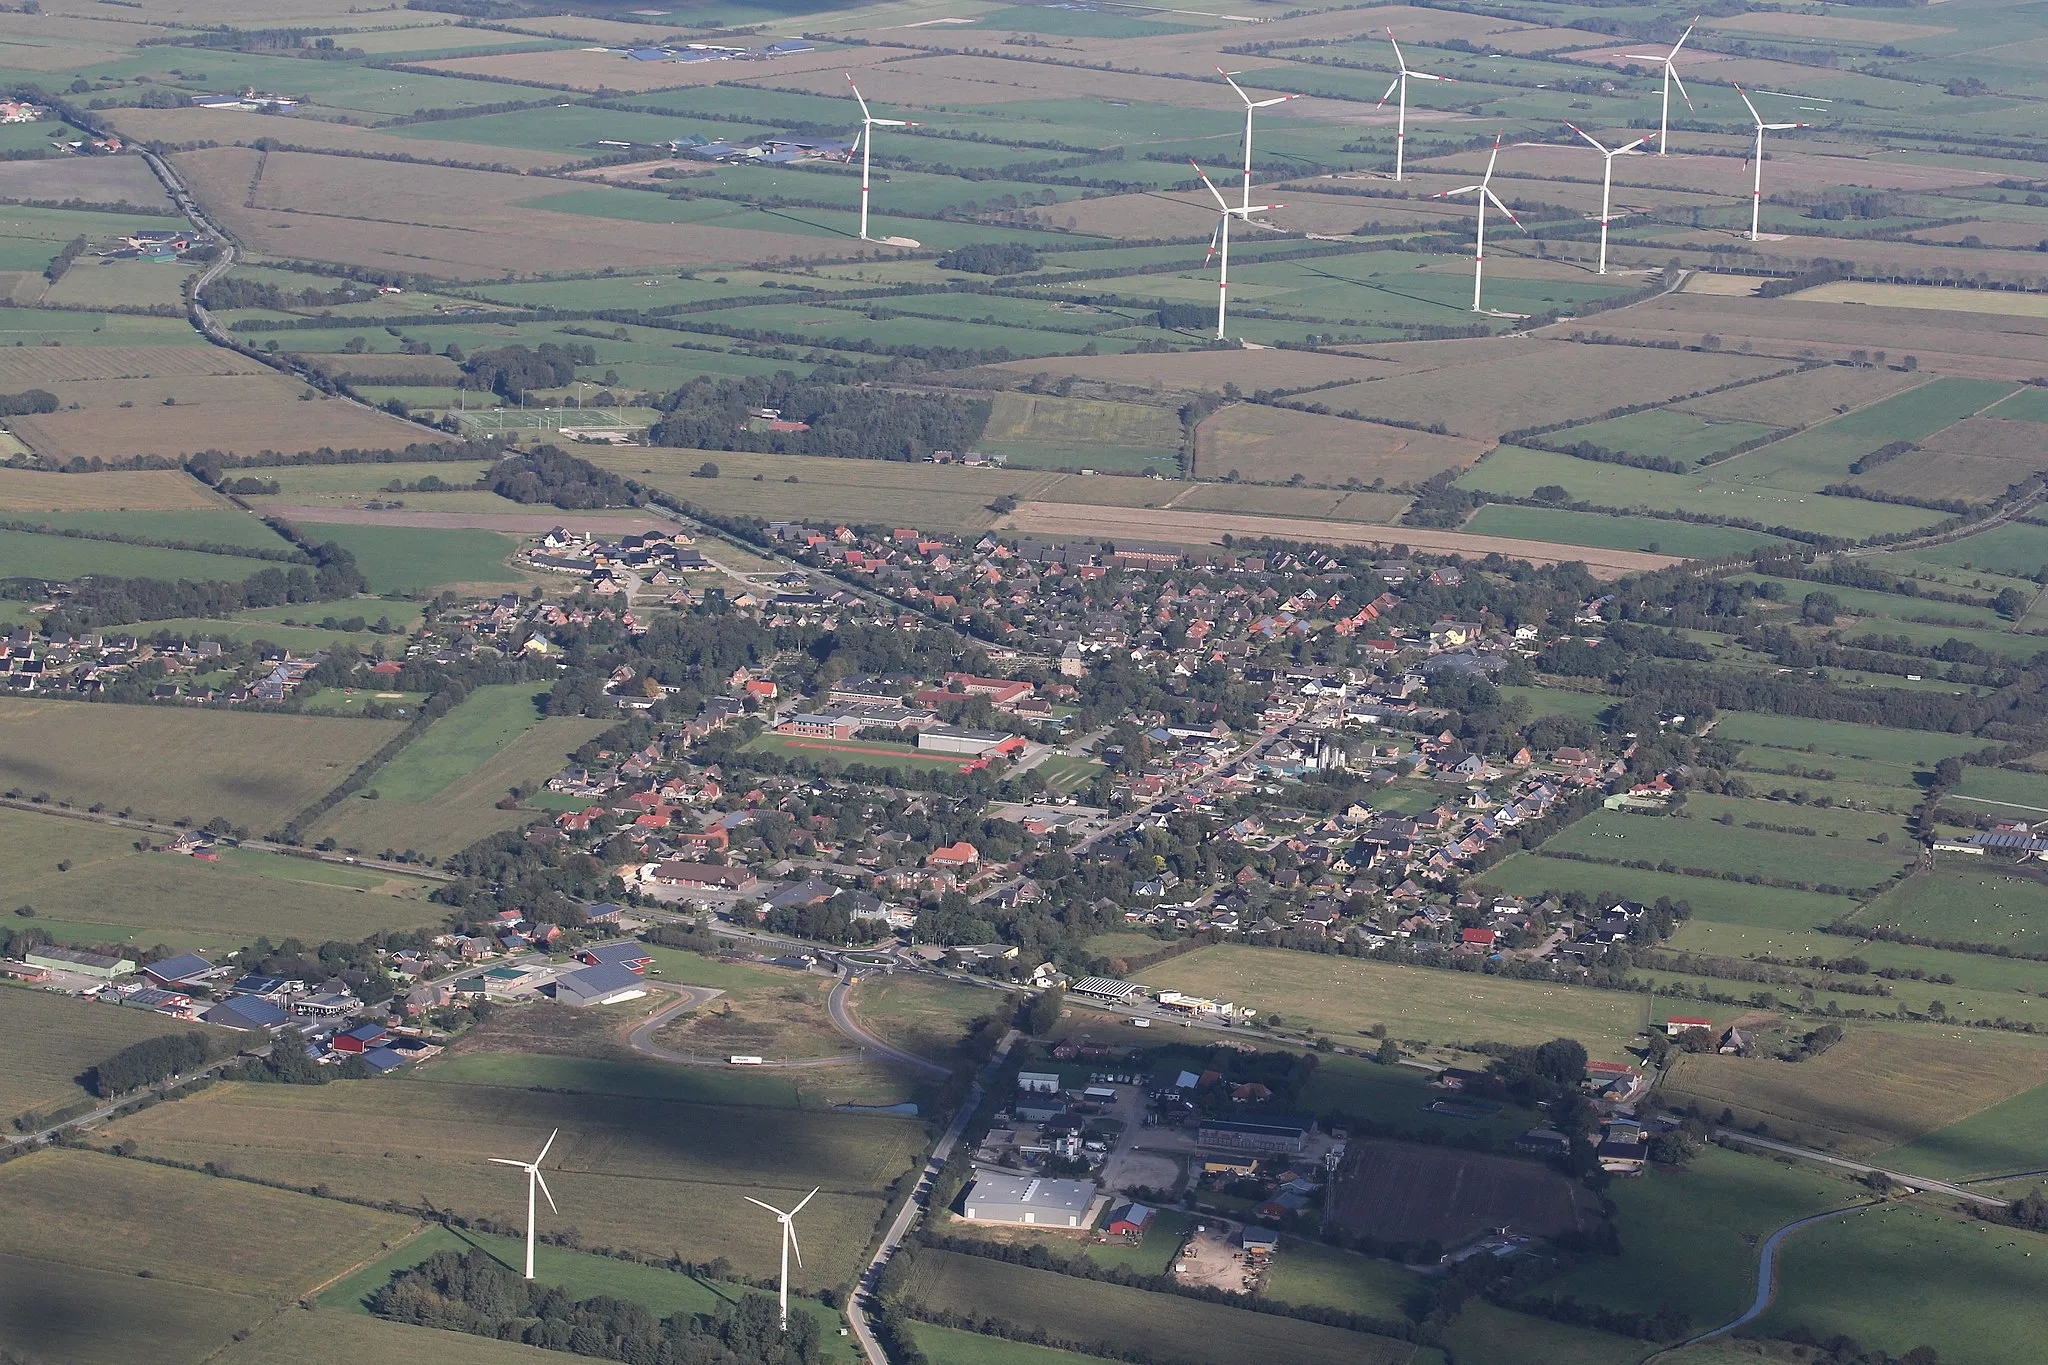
[845,74,918,243]
[487,1129,559,1281]
[1734,84,1806,242]
[1431,132,1524,314]
[1376,30,1450,182]
[1189,157,1283,341]
[1622,17,1698,155]
[1217,68,1298,211]
[745,1188,820,1330]
[1564,123,1654,274]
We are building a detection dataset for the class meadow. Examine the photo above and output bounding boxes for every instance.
[101,1075,926,1288]
[1534,798,1914,893]
[1757,1201,2048,1365]
[0,526,281,582]
[0,986,227,1126]
[1458,506,1786,558]
[15,508,298,552]
[0,699,402,831]
[212,1311,564,1365]
[1550,408,1786,464]
[897,1249,1415,1365]
[0,467,218,512]
[1131,944,1650,1058]
[358,685,546,803]
[1856,865,2048,954]
[1879,1072,2048,1181]
[274,523,522,593]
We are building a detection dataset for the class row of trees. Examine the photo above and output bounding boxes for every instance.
[88,1031,219,1098]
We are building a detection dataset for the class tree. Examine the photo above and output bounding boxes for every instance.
[696,461,721,479]
[1376,1038,1402,1065]
[1025,985,1064,1035]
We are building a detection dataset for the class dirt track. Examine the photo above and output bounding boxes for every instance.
[997,503,1681,578]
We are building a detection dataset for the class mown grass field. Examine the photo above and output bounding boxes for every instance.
[898,1249,1414,1365]
[1880,1072,2048,1181]
[847,973,1005,1066]
[1547,408,1785,464]
[358,685,546,802]
[211,1310,563,1365]
[0,466,219,512]
[101,1076,925,1289]
[0,527,283,582]
[1131,944,1649,1058]
[0,986,227,1125]
[311,715,607,858]
[1662,1028,2048,1155]
[0,699,402,830]
[1459,505,1786,558]
[277,523,521,592]
[906,1322,1110,1365]
[1535,798,1913,893]
[1757,1201,2048,1365]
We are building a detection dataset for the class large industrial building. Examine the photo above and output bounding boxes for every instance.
[961,1169,1099,1227]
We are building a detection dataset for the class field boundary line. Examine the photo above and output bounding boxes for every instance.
[296,1218,435,1305]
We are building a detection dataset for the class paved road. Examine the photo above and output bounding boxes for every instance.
[829,974,953,1076]
[1715,1131,2008,1206]
[622,981,861,1068]
[844,1027,1021,1365]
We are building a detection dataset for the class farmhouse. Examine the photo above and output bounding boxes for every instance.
[1198,1116,1313,1154]
[552,962,650,1007]
[961,1169,1100,1227]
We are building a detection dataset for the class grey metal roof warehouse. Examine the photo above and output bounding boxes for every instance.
[962,1168,1099,1227]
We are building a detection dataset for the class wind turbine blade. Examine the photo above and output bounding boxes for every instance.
[1409,71,1448,82]
[1386,28,1405,74]
[1250,94,1297,108]
[1621,55,1666,61]
[1204,217,1220,264]
[488,1157,527,1167]
[787,1220,803,1269]
[1376,77,1399,108]
[744,1195,789,1216]
[1670,66,1694,111]
[1188,158,1228,210]
[1485,187,1522,228]
[1753,91,1828,102]
[1564,121,1606,153]
[1671,17,1698,57]
[845,74,872,122]
[1615,134,1654,155]
[535,1129,558,1165]
[1218,67,1253,107]
[790,1187,821,1216]
[1764,122,1804,130]
[872,118,913,127]
[1734,83,1762,126]
[1432,185,1481,198]
[1481,131,1502,188]
[534,1169,558,1214]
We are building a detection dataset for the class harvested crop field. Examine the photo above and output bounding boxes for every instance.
[1792,281,2048,318]
[9,374,425,462]
[0,697,403,830]
[898,1249,1413,1365]
[997,502,1678,576]
[1327,1140,1602,1247]
[0,988,227,1127]
[173,148,864,279]
[1192,404,1486,485]
[0,345,262,386]
[1857,417,2048,502]
[1676,364,1925,428]
[980,347,1389,394]
[103,105,583,172]
[1315,340,1782,441]
[0,466,219,511]
[1661,1028,2048,1155]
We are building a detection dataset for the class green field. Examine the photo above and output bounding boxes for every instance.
[1722,379,2017,491]
[1856,866,2048,953]
[1912,519,2048,577]
[1758,1202,2048,1365]
[1459,505,1786,558]
[1535,797,1913,894]
[1549,408,1786,464]
[1261,1236,1425,1320]
[358,684,546,802]
[279,523,520,592]
[0,527,280,582]
[11,509,298,552]
[212,1310,563,1365]
[745,731,980,772]
[1880,1072,2048,1181]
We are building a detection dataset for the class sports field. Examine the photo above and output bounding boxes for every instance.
[746,731,984,772]
[0,699,403,831]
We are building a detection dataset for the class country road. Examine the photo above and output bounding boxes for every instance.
[1716,1130,2008,1206]
[829,975,953,1076]
[844,1027,1020,1365]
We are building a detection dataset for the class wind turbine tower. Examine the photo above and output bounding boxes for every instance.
[1217,68,1298,211]
[487,1129,559,1281]
[1622,17,1698,155]
[745,1188,820,1330]
[1188,158,1283,341]
[1377,30,1450,182]
[1735,85,1808,242]
[846,75,918,243]
[1564,123,1654,274]
[1431,132,1525,313]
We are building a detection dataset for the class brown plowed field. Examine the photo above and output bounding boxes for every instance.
[997,501,1679,576]
[1327,1139,1603,1247]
